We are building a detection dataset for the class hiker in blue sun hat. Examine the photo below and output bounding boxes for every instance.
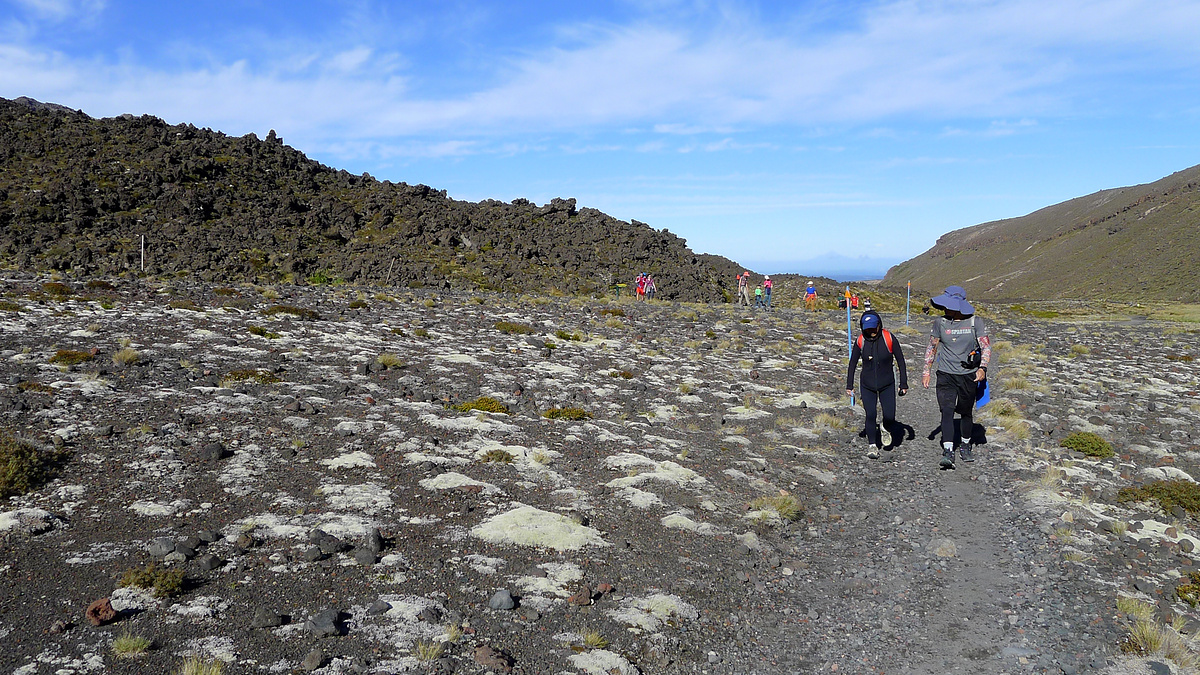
[847,309,908,460]
[922,285,990,470]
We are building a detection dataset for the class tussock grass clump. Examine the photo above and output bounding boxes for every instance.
[221,369,281,385]
[542,407,593,421]
[600,308,625,317]
[1068,344,1090,356]
[119,563,185,598]
[812,413,847,430]
[454,397,509,414]
[480,449,515,463]
[264,304,321,321]
[494,320,536,335]
[609,370,634,379]
[582,629,610,649]
[0,433,69,498]
[413,640,444,661]
[749,494,802,521]
[112,347,140,366]
[112,630,152,657]
[376,353,404,368]
[247,325,280,339]
[1118,480,1200,515]
[554,329,583,341]
[1060,431,1113,459]
[0,300,25,312]
[49,349,93,366]
[413,328,430,337]
[177,656,224,675]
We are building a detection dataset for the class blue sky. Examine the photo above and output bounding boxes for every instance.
[3,0,1200,277]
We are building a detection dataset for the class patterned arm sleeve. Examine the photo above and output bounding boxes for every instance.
[978,335,991,369]
[923,336,938,377]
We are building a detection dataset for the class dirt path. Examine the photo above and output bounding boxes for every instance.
[738,378,1119,674]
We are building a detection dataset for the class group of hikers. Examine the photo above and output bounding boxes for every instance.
[633,273,658,301]
[845,285,990,470]
[735,271,774,309]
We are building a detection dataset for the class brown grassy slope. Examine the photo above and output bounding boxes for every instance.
[883,164,1200,302]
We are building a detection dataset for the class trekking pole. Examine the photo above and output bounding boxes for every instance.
[846,286,854,408]
[906,281,911,326]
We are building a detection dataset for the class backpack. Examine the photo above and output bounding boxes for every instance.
[857,329,893,354]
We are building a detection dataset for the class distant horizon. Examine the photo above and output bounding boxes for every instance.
[727,252,903,283]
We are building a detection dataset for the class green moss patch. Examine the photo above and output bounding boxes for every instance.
[247,325,280,339]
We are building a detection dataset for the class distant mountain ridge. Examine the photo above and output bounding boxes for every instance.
[0,97,741,301]
[884,164,1200,302]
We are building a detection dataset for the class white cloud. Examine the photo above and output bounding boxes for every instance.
[2,0,1199,151]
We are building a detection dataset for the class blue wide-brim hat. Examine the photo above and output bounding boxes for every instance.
[930,286,974,315]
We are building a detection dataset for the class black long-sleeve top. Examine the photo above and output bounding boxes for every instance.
[846,331,909,392]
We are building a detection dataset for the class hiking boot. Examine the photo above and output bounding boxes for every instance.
[959,443,975,463]
[867,448,881,460]
[939,447,956,470]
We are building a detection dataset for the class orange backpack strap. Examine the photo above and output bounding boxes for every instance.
[882,329,893,353]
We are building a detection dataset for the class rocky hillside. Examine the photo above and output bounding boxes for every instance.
[0,97,736,301]
[884,164,1200,302]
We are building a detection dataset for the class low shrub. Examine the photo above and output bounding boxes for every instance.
[0,433,69,498]
[42,282,72,297]
[554,329,583,341]
[168,299,202,311]
[1177,572,1200,607]
[1118,480,1200,514]
[412,328,430,338]
[454,397,510,414]
[86,280,116,291]
[609,370,634,379]
[348,300,368,309]
[247,326,280,339]
[600,308,625,317]
[1060,431,1114,459]
[264,305,321,321]
[49,349,93,366]
[542,407,593,421]
[119,563,185,598]
[0,300,24,312]
[221,369,281,385]
[212,287,239,296]
[17,381,55,394]
[494,321,536,335]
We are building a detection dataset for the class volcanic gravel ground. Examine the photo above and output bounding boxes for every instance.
[1,277,1198,674]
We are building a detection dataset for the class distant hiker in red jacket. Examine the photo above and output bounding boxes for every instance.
[847,310,908,459]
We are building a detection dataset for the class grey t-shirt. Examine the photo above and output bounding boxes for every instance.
[931,316,988,375]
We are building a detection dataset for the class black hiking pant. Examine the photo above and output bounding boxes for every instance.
[936,371,976,446]
[861,386,897,448]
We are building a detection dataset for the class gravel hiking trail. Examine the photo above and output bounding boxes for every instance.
[737,380,1120,675]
